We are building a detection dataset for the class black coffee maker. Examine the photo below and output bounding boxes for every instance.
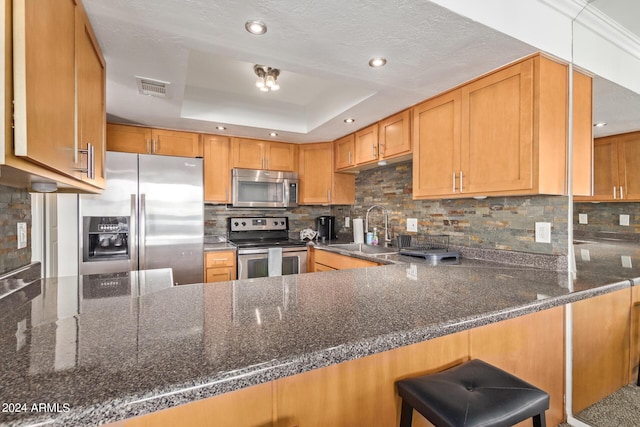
[316,216,337,241]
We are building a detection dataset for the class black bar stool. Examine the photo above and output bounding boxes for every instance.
[396,359,549,427]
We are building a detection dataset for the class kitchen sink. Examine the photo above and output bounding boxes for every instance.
[328,242,398,255]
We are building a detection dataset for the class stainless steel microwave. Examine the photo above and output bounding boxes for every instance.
[231,168,299,208]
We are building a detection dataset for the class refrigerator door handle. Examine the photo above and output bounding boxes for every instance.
[130,194,138,270]
[139,193,146,270]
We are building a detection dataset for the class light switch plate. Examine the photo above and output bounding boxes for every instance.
[620,214,630,226]
[406,218,418,232]
[17,222,27,249]
[345,217,350,228]
[578,213,588,224]
[535,222,551,243]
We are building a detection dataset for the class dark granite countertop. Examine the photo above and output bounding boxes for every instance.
[0,241,638,426]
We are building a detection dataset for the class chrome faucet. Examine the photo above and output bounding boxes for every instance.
[365,205,391,244]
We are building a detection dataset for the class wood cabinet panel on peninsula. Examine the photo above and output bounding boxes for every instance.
[5,0,105,191]
[298,142,354,205]
[412,53,592,199]
[230,137,296,171]
[106,124,202,158]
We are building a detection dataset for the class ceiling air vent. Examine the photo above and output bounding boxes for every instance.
[135,76,170,97]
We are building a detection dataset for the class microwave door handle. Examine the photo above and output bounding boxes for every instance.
[284,179,290,207]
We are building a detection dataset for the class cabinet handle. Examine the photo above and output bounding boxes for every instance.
[225,188,228,201]
[372,144,376,159]
[146,138,151,153]
[327,189,331,201]
[74,143,95,179]
[262,157,265,169]
[380,143,385,156]
[151,139,157,154]
[348,151,351,165]
[613,186,617,199]
[267,157,270,169]
[156,137,160,153]
[452,172,457,193]
[460,170,464,193]
[620,186,624,199]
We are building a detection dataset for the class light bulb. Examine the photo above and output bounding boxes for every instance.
[256,78,265,89]
[265,74,275,88]
[270,83,280,91]
[259,86,269,92]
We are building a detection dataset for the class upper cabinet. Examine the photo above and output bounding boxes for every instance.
[6,0,106,191]
[106,124,202,158]
[75,2,106,188]
[334,110,411,172]
[230,137,296,171]
[299,142,354,205]
[583,131,640,201]
[354,123,379,166]
[378,110,412,161]
[413,53,592,200]
[203,134,231,203]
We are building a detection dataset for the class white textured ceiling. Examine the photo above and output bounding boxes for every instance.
[82,0,640,142]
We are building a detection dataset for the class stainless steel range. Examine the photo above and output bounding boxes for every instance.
[227,217,307,280]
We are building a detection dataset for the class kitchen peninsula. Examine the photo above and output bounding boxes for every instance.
[1,240,638,427]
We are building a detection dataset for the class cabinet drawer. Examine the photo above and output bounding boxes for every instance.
[206,268,234,283]
[205,251,236,268]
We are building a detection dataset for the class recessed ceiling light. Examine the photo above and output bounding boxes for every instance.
[269,132,278,137]
[216,126,226,131]
[368,57,387,68]
[344,118,355,124]
[593,122,607,127]
[245,20,267,35]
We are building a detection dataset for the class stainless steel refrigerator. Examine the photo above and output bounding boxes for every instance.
[79,151,204,285]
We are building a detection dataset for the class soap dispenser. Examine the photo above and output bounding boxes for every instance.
[372,227,379,246]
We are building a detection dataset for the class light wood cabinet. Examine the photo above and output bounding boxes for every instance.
[413,53,591,199]
[203,134,230,203]
[230,137,296,171]
[334,134,355,170]
[308,247,379,271]
[354,123,379,166]
[589,131,640,201]
[12,0,76,177]
[298,142,354,205]
[75,2,106,188]
[378,110,411,161]
[2,0,105,192]
[204,251,236,283]
[106,124,202,158]
[572,288,631,413]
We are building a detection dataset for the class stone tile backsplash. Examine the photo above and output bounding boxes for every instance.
[331,161,569,255]
[0,185,31,275]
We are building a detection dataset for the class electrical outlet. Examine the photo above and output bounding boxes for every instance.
[535,222,551,243]
[17,222,27,249]
[345,217,350,228]
[406,218,418,232]
[620,214,630,226]
[578,213,588,224]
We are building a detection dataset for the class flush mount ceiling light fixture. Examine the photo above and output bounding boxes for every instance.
[368,57,387,68]
[344,118,355,123]
[593,122,607,127]
[254,65,280,92]
[216,126,226,131]
[245,20,267,35]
